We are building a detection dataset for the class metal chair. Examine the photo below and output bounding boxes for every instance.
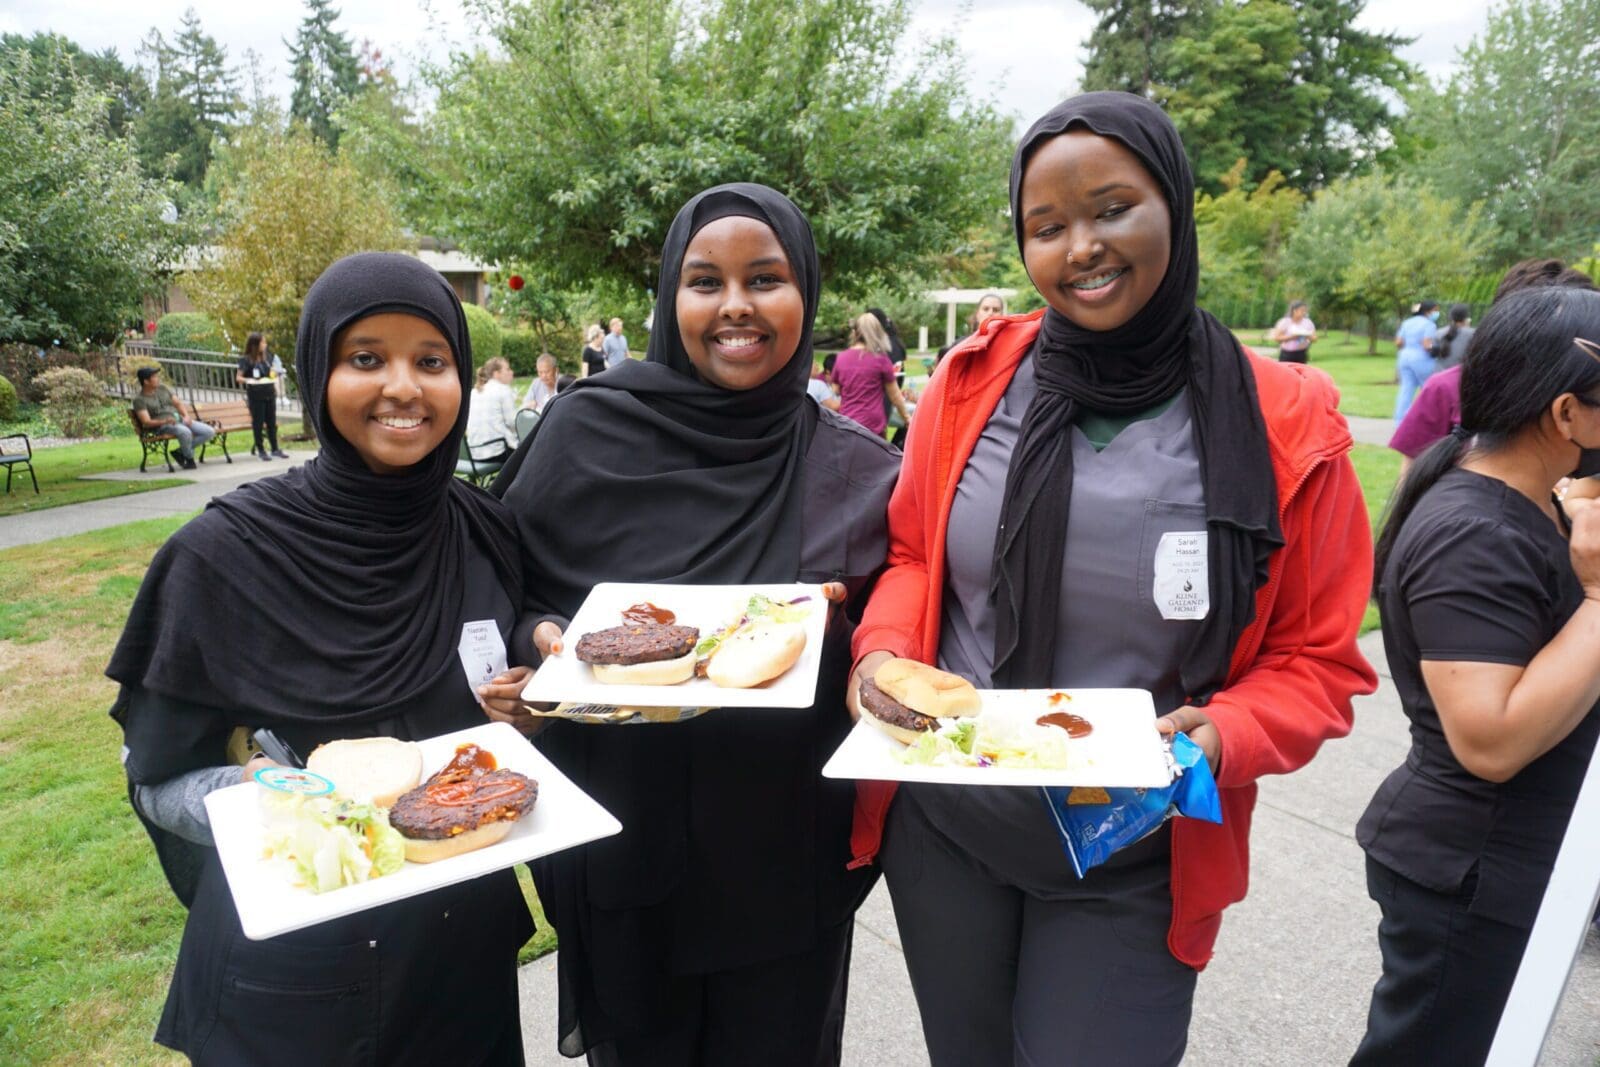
[455,439,505,487]
[514,408,540,442]
[0,434,39,494]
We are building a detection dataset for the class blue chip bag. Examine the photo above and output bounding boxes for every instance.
[1042,731,1222,878]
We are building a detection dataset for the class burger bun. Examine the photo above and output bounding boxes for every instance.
[400,820,515,864]
[589,650,697,686]
[859,706,936,746]
[306,738,423,808]
[873,659,982,719]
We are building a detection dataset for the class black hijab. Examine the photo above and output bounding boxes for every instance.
[108,252,523,724]
[990,92,1282,701]
[494,183,820,614]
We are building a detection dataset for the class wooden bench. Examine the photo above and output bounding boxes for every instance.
[129,408,178,473]
[191,400,255,464]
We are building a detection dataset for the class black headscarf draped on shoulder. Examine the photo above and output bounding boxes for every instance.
[494,182,820,615]
[108,252,522,724]
[989,92,1282,701]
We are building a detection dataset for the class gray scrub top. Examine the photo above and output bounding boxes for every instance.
[908,356,1208,896]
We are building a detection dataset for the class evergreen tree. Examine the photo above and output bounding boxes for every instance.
[1079,0,1208,96]
[0,32,147,137]
[287,0,360,148]
[1078,0,1415,194]
[133,11,240,189]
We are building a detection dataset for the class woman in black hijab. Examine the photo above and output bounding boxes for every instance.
[496,183,900,1065]
[845,93,1377,1063]
[108,252,536,1065]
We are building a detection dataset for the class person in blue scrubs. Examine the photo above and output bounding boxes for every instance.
[1394,300,1441,420]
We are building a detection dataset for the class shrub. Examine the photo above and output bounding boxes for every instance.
[500,327,538,376]
[35,367,105,437]
[0,374,16,421]
[462,303,502,366]
[155,312,228,354]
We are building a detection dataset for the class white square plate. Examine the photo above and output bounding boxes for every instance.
[822,688,1173,788]
[205,721,621,940]
[520,583,828,710]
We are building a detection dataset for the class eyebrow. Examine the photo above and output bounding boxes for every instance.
[682,256,787,271]
[342,336,449,349]
[1024,182,1138,219]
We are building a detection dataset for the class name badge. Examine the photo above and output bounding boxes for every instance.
[458,619,509,703]
[1152,531,1209,621]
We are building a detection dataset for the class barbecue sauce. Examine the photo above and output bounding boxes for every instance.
[1037,712,1094,738]
[621,602,677,625]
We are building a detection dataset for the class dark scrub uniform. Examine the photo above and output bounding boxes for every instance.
[1353,468,1600,1065]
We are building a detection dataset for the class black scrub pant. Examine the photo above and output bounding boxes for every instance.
[1278,345,1310,364]
[882,796,1196,1066]
[247,387,278,453]
[584,919,852,1067]
[1349,856,1529,1066]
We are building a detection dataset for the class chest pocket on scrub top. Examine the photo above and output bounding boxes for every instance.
[1137,500,1210,623]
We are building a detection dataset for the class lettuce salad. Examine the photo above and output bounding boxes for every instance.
[898,707,1077,770]
[261,792,406,894]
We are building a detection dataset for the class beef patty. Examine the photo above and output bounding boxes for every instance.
[859,677,938,734]
[389,768,539,839]
[575,623,699,665]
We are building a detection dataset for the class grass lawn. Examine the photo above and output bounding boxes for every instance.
[0,425,313,519]
[1233,328,1400,420]
[0,517,552,1066]
[1350,444,1403,634]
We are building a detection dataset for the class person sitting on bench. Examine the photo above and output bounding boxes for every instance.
[133,367,215,470]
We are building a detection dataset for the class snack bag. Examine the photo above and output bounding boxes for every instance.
[1042,732,1222,878]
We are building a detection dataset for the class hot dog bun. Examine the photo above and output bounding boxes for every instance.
[705,619,807,688]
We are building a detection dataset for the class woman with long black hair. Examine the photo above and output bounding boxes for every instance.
[235,331,287,459]
[496,183,900,1065]
[1354,285,1600,1064]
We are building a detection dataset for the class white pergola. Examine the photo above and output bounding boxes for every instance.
[922,287,1020,348]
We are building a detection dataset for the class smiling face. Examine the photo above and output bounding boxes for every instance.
[325,312,460,475]
[676,215,805,392]
[1018,130,1171,332]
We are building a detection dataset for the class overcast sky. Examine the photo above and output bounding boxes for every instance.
[1,0,1492,125]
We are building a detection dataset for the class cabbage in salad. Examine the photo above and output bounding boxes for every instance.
[261,792,406,894]
[898,708,1077,770]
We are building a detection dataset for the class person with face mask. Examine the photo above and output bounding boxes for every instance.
[1355,286,1600,1064]
[1394,300,1442,420]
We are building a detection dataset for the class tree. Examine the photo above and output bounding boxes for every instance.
[385,0,1010,300]
[1194,159,1304,323]
[287,0,360,148]
[183,119,404,369]
[1080,0,1207,95]
[134,10,241,189]
[1410,0,1600,262]
[1283,171,1491,351]
[0,32,147,137]
[1079,0,1415,194]
[0,52,183,346]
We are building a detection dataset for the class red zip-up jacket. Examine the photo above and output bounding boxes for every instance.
[849,310,1378,969]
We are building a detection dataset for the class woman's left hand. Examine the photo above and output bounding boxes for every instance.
[478,665,545,735]
[1155,705,1221,774]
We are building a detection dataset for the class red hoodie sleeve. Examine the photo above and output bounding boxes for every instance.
[1204,450,1379,787]
[852,362,946,665]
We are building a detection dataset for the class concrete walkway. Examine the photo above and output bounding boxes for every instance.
[0,448,315,550]
[515,631,1600,1064]
[1346,414,1393,449]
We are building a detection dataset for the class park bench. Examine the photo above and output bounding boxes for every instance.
[190,399,255,464]
[129,408,178,473]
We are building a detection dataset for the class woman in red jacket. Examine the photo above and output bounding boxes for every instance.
[846,93,1377,1064]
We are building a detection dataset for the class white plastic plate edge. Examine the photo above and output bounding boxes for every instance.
[520,582,828,710]
[205,721,621,941]
[821,688,1172,788]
